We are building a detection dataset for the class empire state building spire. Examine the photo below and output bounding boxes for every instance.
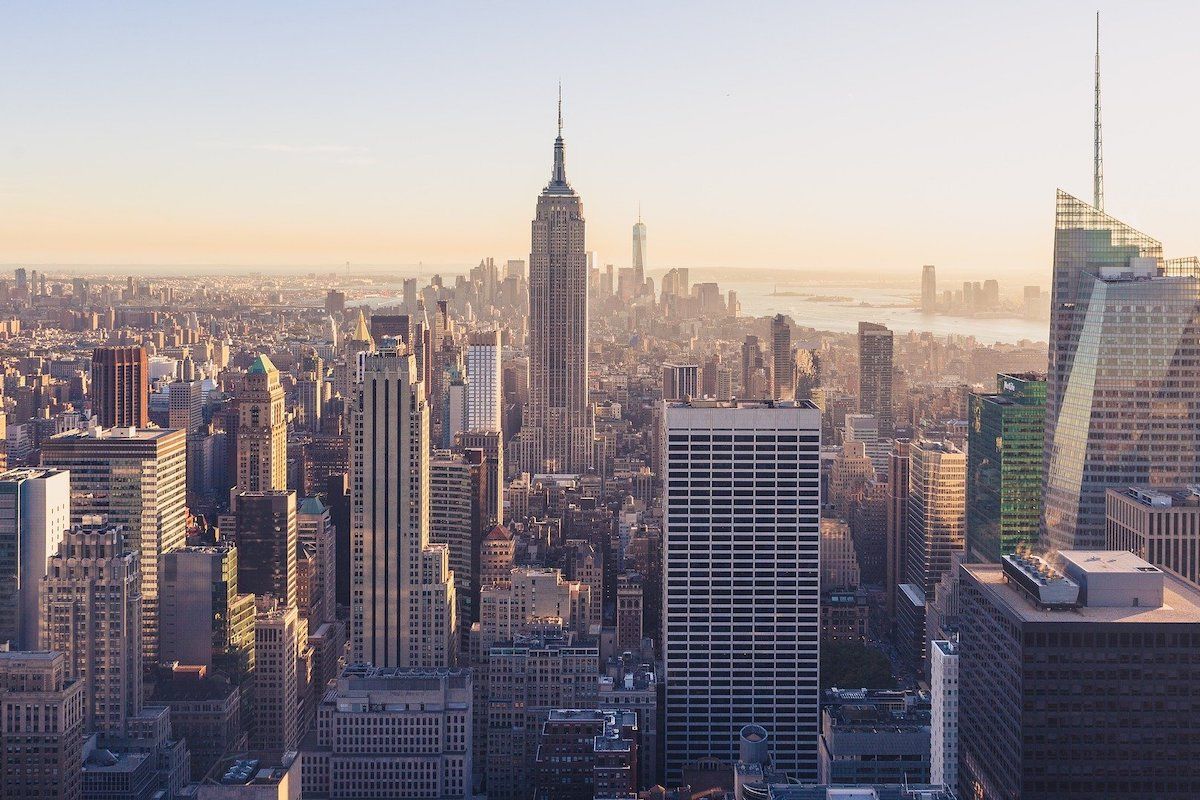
[547,84,572,194]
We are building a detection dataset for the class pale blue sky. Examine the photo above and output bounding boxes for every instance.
[2,2,1198,282]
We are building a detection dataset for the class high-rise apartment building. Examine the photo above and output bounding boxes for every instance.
[167,377,203,434]
[0,651,85,800]
[1044,192,1200,550]
[966,373,1045,562]
[0,468,70,650]
[512,101,595,475]
[533,708,639,800]
[352,351,456,667]
[770,314,793,400]
[300,665,472,800]
[662,399,821,782]
[921,264,937,312]
[41,427,186,663]
[959,551,1200,799]
[466,329,502,433]
[235,355,287,493]
[905,440,966,596]
[1106,486,1200,586]
[857,322,894,435]
[41,524,143,735]
[478,567,591,653]
[90,345,148,428]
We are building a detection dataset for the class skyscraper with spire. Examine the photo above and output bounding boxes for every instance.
[1042,18,1200,549]
[513,91,594,474]
[632,208,647,290]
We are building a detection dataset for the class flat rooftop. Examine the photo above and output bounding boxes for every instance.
[961,561,1200,624]
[1058,550,1162,576]
[1110,485,1200,509]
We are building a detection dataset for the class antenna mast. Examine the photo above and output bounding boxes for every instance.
[1093,11,1104,211]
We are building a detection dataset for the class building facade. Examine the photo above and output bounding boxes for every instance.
[857,322,894,435]
[0,651,85,800]
[0,468,70,650]
[90,345,148,428]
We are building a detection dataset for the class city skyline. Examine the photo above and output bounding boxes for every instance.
[5,4,1200,276]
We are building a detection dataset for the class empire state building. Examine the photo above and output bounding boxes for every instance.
[514,97,594,474]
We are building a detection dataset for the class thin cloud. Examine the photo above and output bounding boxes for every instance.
[197,141,369,157]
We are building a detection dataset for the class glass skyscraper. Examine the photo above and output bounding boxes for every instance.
[1043,190,1200,550]
[967,372,1045,563]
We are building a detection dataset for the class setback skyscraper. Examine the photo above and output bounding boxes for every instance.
[235,354,287,493]
[512,95,594,474]
[1043,192,1200,549]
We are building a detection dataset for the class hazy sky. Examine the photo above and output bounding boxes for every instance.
[3,2,1199,281]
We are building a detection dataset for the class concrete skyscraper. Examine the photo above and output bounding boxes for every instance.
[90,345,149,428]
[352,350,456,668]
[235,354,287,493]
[857,321,894,435]
[512,94,594,474]
[41,524,143,736]
[1043,192,1200,550]
[662,399,822,782]
[42,427,187,663]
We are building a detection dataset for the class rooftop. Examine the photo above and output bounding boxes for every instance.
[962,559,1200,624]
[1109,485,1200,509]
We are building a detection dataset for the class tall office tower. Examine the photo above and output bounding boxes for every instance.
[235,355,287,493]
[770,314,793,400]
[959,551,1200,800]
[402,277,418,310]
[370,313,411,344]
[42,427,187,662]
[352,351,456,668]
[966,373,1045,563]
[297,496,337,626]
[484,632,600,800]
[662,399,821,782]
[221,490,297,607]
[929,639,958,790]
[857,322,894,435]
[0,651,85,800]
[1105,486,1200,585]
[41,524,142,735]
[301,666,472,800]
[430,450,478,627]
[661,363,699,401]
[90,345,149,428]
[740,335,767,397]
[296,351,325,434]
[443,361,468,448]
[1044,193,1200,550]
[920,264,937,312]
[632,213,647,288]
[325,288,346,316]
[466,329,503,433]
[167,376,203,434]
[904,440,966,596]
[886,439,911,621]
[0,468,70,650]
[512,97,595,475]
[456,430,504,527]
[251,600,299,752]
[160,545,255,679]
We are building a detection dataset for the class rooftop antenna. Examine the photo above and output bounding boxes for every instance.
[1093,10,1104,211]
[557,82,563,137]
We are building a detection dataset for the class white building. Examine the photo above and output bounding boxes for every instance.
[301,665,472,800]
[0,468,70,650]
[352,351,456,668]
[930,638,959,789]
[662,399,822,782]
[465,330,502,433]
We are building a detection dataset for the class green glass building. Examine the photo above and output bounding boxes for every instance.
[967,373,1045,562]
